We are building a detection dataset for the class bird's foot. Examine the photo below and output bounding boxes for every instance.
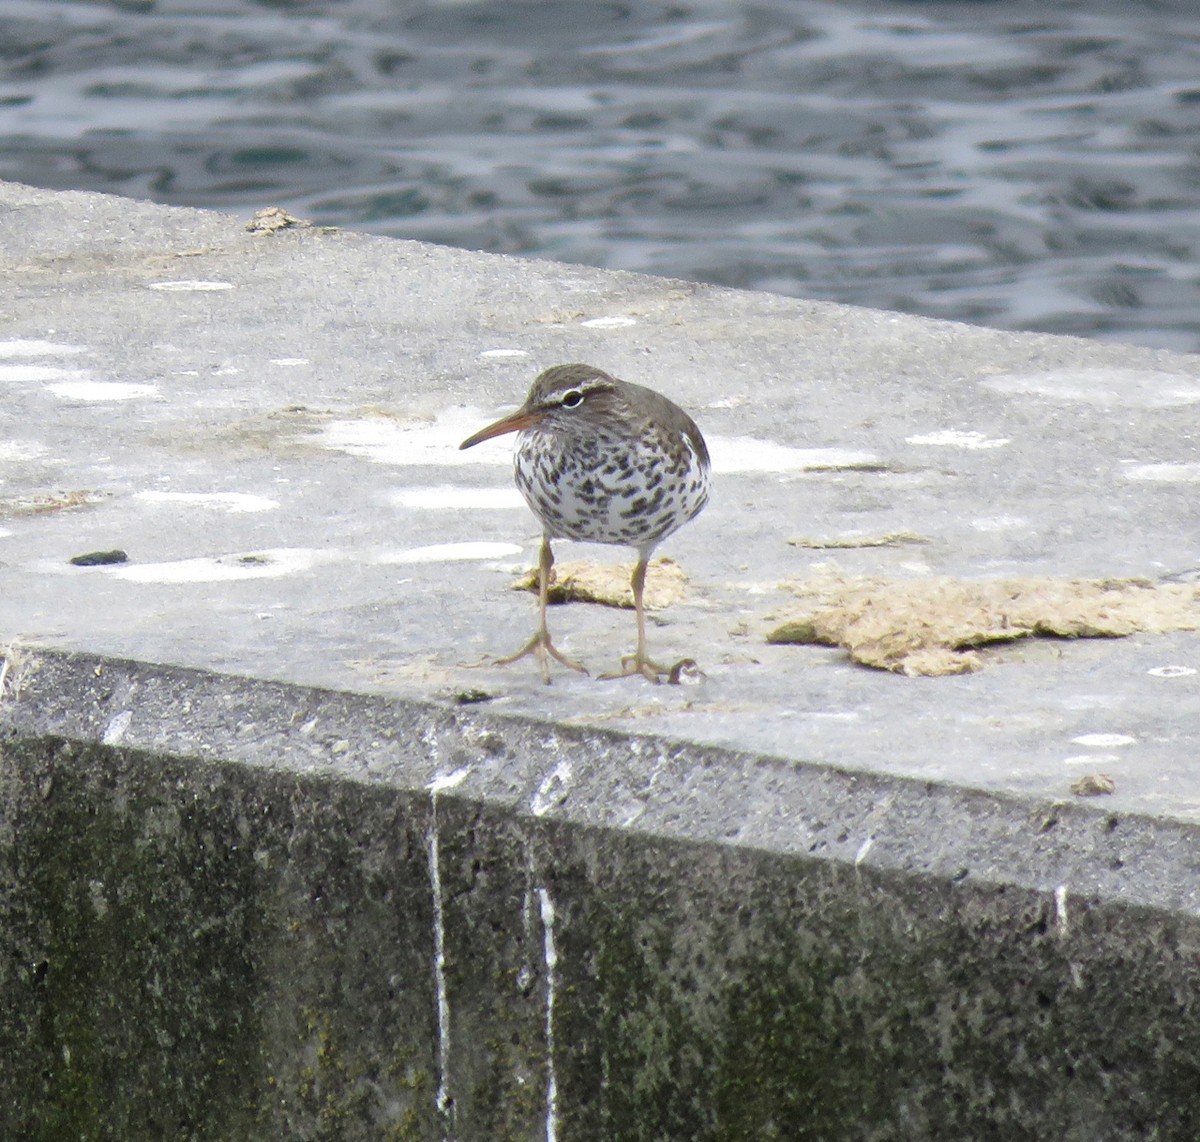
[602,654,704,685]
[495,629,588,685]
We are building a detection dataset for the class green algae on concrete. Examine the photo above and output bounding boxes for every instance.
[0,735,440,1141]
[4,652,1200,1138]
[0,737,266,1141]
[549,838,1200,1140]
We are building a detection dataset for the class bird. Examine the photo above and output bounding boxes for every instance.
[459,363,710,683]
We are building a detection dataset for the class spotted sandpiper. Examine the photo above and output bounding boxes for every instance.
[459,363,710,683]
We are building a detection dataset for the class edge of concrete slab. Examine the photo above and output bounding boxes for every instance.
[2,645,1192,916]
[5,176,1200,818]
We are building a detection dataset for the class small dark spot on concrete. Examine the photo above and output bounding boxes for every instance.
[239,554,272,564]
[69,549,128,566]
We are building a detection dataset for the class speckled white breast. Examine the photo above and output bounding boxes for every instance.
[514,419,710,551]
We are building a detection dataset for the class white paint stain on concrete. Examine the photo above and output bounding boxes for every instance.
[111,548,325,583]
[0,440,48,462]
[1063,753,1120,767]
[390,486,526,511]
[148,280,235,292]
[135,490,280,513]
[1071,733,1135,748]
[379,541,523,564]
[0,364,90,383]
[479,348,530,358]
[1148,664,1197,678]
[0,340,87,357]
[321,410,507,467]
[322,412,880,477]
[907,429,1011,449]
[970,515,1028,532]
[1124,462,1200,483]
[982,368,1200,409]
[709,435,879,474]
[579,315,637,328]
[48,380,159,401]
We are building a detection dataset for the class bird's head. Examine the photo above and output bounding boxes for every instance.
[458,364,620,449]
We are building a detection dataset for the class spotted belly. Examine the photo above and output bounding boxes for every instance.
[515,429,709,549]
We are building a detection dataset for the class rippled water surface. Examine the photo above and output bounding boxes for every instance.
[3,0,1200,350]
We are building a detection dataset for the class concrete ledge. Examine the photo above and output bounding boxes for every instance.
[4,180,1200,1137]
[4,178,1200,816]
[3,649,1200,1139]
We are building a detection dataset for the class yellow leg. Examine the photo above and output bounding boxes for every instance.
[601,556,685,683]
[495,536,588,684]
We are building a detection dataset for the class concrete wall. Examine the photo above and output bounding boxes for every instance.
[3,650,1199,1140]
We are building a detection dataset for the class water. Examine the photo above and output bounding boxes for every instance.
[3,0,1200,352]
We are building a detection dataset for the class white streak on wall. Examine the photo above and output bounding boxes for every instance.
[531,761,573,817]
[428,798,452,1122]
[537,886,559,1142]
[1054,885,1069,939]
[426,751,471,1128]
[102,710,133,745]
[428,766,472,794]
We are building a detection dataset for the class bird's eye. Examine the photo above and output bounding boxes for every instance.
[561,389,584,408]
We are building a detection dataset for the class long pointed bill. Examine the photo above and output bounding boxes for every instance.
[459,407,542,450]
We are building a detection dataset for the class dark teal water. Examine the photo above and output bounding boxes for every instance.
[3,0,1200,351]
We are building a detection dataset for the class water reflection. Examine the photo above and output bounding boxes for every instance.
[2,0,1199,350]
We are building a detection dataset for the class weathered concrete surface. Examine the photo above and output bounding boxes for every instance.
[3,650,1200,1140]
[2,180,1200,1137]
[3,182,1200,813]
